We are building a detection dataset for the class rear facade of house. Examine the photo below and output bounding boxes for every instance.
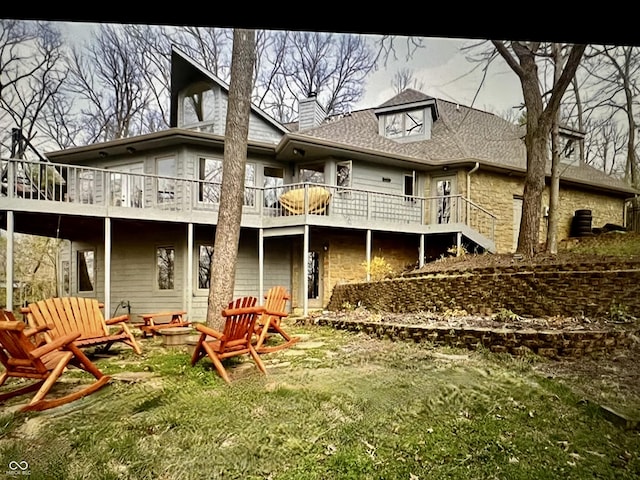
[1,48,636,320]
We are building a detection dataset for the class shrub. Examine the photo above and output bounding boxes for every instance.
[361,256,394,282]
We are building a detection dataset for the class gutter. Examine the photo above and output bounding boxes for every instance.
[466,162,480,222]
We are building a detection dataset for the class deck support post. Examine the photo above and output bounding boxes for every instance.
[259,228,264,303]
[419,234,425,268]
[186,223,193,316]
[104,217,111,317]
[366,230,372,282]
[5,211,14,311]
[303,225,309,317]
[456,231,462,257]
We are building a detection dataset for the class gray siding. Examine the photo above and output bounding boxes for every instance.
[62,222,291,322]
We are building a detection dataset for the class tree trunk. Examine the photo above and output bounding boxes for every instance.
[206,29,256,329]
[546,43,565,255]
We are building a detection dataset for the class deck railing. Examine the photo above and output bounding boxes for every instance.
[1,158,496,242]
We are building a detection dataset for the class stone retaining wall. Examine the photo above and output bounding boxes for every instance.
[327,262,640,318]
[316,317,637,359]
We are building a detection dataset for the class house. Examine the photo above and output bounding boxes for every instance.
[1,47,636,319]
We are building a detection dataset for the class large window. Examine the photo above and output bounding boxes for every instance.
[300,165,324,183]
[199,157,223,203]
[77,250,95,292]
[183,83,216,127]
[198,157,255,206]
[77,171,94,204]
[198,244,214,289]
[157,246,175,290]
[384,109,425,139]
[156,157,176,204]
[264,166,284,208]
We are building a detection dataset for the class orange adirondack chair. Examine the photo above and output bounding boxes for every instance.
[254,286,300,353]
[190,297,267,384]
[22,297,142,355]
[0,310,111,412]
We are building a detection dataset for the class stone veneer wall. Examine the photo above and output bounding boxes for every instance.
[467,170,626,254]
[327,263,640,318]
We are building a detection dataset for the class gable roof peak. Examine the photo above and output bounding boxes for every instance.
[376,89,435,109]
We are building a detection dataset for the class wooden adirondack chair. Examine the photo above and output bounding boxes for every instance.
[254,286,300,353]
[0,310,111,412]
[22,297,142,355]
[190,296,267,384]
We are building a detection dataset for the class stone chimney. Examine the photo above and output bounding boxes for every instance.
[298,92,326,131]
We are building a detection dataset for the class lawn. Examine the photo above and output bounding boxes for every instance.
[1,321,639,480]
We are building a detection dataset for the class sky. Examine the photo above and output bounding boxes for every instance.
[355,35,523,116]
[58,22,524,119]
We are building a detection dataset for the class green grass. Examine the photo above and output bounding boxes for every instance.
[562,231,640,256]
[1,325,639,480]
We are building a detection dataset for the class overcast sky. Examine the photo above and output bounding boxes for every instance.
[355,35,524,116]
[58,22,524,119]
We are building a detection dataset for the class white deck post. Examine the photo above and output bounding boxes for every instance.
[366,229,372,282]
[5,211,13,311]
[303,225,309,317]
[419,234,425,268]
[259,228,264,304]
[104,217,111,317]
[187,223,193,316]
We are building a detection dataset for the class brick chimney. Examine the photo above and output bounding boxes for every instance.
[298,92,326,130]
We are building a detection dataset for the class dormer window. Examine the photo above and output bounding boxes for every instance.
[558,126,583,167]
[384,109,425,139]
[374,92,437,143]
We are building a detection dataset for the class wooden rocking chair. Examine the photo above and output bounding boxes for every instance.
[22,297,142,355]
[190,297,267,384]
[0,311,111,412]
[254,286,300,353]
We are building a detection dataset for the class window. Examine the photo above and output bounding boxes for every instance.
[199,157,223,203]
[198,244,214,289]
[264,166,284,208]
[156,157,176,203]
[560,137,580,166]
[77,250,95,292]
[384,109,425,139]
[77,171,94,204]
[404,172,415,197]
[157,246,175,290]
[244,163,256,207]
[436,179,452,224]
[300,165,324,184]
[61,260,70,295]
[337,161,352,189]
[198,158,256,206]
[183,83,216,126]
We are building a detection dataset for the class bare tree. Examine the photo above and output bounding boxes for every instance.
[0,20,67,157]
[206,28,256,329]
[65,23,151,142]
[391,67,424,94]
[582,45,640,189]
[493,41,586,256]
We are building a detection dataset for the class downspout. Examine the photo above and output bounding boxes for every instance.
[466,162,480,224]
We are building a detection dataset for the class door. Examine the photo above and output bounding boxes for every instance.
[110,163,144,208]
[431,175,457,224]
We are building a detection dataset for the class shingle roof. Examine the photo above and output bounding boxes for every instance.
[296,93,636,195]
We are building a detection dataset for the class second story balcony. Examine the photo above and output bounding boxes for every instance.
[1,158,496,250]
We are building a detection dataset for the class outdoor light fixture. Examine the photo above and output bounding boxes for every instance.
[293,148,305,157]
[98,151,108,157]
[126,146,136,154]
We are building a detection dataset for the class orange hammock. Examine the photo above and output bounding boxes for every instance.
[279,187,331,214]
